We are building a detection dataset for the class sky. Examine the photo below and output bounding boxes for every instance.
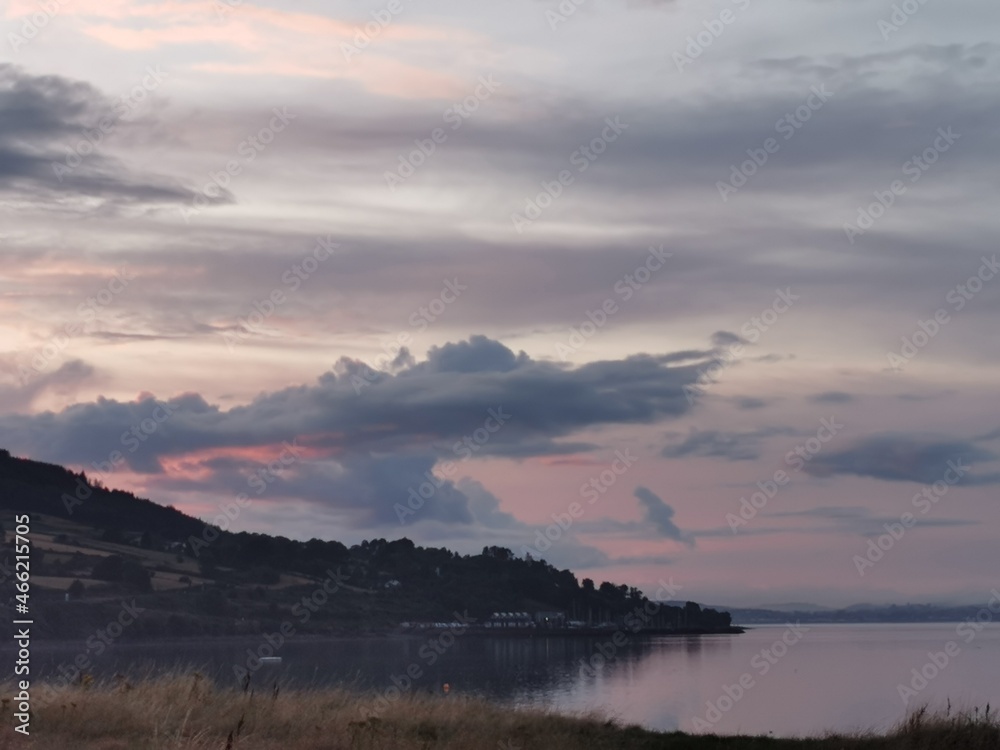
[1,0,998,609]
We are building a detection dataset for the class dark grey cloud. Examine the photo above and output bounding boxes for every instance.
[771,506,978,536]
[411,335,531,374]
[802,435,1000,486]
[694,505,979,540]
[633,487,694,546]
[662,426,799,461]
[603,554,679,567]
[0,358,96,413]
[976,427,1000,442]
[455,478,523,529]
[156,450,475,526]
[0,64,220,209]
[711,331,748,347]
[732,396,771,410]
[0,334,712,481]
[808,391,855,404]
[896,391,956,402]
[155,449,595,546]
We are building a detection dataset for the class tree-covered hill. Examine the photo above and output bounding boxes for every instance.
[0,448,736,637]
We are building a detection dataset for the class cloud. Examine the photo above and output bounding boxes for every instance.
[802,435,1000,486]
[0,336,713,515]
[0,359,96,413]
[455,478,523,529]
[661,426,798,461]
[808,391,855,404]
[413,335,530,374]
[976,427,1000,442]
[732,396,770,410]
[711,330,748,347]
[771,506,978,536]
[633,486,694,546]
[54,1,479,100]
[0,64,214,210]
[896,391,955,402]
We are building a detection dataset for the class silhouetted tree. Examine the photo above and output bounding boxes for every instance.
[92,554,124,581]
[122,559,152,591]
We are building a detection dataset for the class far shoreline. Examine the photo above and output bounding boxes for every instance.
[6,625,745,649]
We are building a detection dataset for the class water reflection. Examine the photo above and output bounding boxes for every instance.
[15,624,1000,737]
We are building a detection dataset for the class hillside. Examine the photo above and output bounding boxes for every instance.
[0,449,737,639]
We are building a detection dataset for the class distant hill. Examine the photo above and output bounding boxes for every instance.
[758,602,833,613]
[0,449,738,639]
[722,602,991,625]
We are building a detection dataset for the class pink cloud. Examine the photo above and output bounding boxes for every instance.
[6,0,205,21]
[82,21,261,51]
[62,2,481,99]
[192,56,468,100]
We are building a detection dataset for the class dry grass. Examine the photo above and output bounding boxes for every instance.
[1,672,997,749]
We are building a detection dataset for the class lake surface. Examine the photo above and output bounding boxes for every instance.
[21,623,1000,737]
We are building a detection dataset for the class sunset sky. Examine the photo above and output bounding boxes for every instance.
[1,0,998,608]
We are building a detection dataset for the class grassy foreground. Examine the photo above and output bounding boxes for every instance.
[2,673,998,749]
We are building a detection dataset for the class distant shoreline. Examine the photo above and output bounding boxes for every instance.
[9,625,744,649]
[397,625,745,638]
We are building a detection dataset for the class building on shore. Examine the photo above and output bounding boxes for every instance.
[484,611,534,629]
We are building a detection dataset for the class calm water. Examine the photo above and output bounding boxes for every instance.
[22,623,1000,737]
